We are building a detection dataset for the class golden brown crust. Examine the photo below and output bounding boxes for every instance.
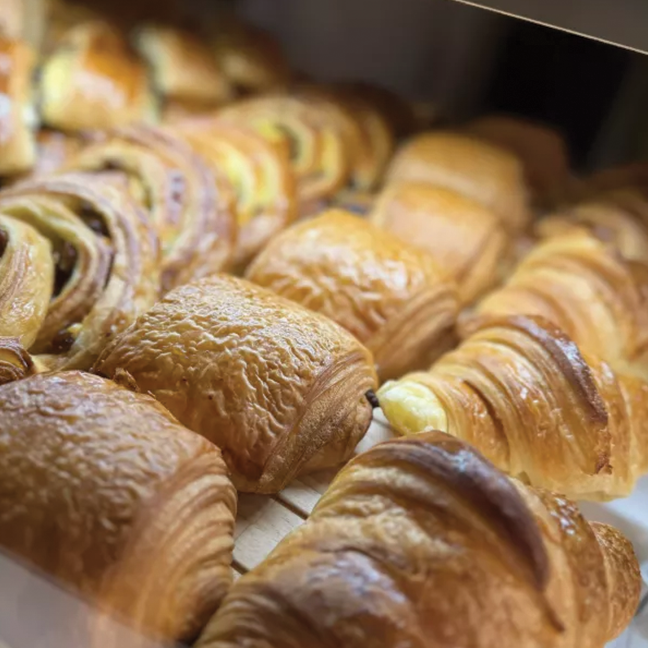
[173,117,297,269]
[219,95,351,210]
[0,172,160,373]
[137,25,233,106]
[468,231,648,375]
[40,21,157,132]
[466,115,572,210]
[197,432,640,648]
[0,35,37,175]
[94,274,378,493]
[371,181,511,304]
[537,189,648,264]
[379,314,648,500]
[247,210,459,381]
[66,124,237,290]
[0,337,35,384]
[30,129,85,177]
[386,131,531,233]
[0,370,237,643]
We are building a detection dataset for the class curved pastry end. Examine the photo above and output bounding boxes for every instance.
[0,337,35,385]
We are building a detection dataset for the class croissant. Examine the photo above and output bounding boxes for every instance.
[197,432,640,648]
[0,35,37,176]
[40,21,158,132]
[246,210,459,381]
[466,114,572,209]
[94,274,378,493]
[0,172,159,377]
[173,117,297,269]
[386,131,531,232]
[379,315,648,500]
[136,25,233,110]
[212,21,291,94]
[66,124,236,290]
[218,95,350,212]
[467,231,648,374]
[370,181,511,304]
[0,370,236,644]
[537,189,648,264]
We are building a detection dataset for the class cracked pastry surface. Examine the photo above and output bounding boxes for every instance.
[94,274,378,493]
[0,371,237,645]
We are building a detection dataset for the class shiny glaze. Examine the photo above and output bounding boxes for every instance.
[197,432,640,648]
[94,274,378,493]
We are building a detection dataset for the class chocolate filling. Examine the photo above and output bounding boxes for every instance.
[52,241,78,297]
[0,228,8,257]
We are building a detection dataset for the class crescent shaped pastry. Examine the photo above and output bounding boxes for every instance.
[468,231,648,375]
[537,189,648,264]
[197,432,640,648]
[219,95,350,211]
[136,25,233,108]
[0,35,37,176]
[173,117,297,269]
[0,371,237,644]
[40,21,157,132]
[386,131,531,233]
[94,274,378,494]
[66,124,236,290]
[379,315,648,500]
[246,210,459,381]
[466,114,572,210]
[371,181,510,304]
[0,172,159,374]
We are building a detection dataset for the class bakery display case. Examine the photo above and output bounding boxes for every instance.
[0,0,647,647]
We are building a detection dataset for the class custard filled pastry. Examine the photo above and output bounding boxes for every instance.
[173,117,297,269]
[386,131,531,232]
[136,25,233,110]
[247,210,459,381]
[40,21,157,132]
[379,315,648,500]
[466,114,572,209]
[198,432,640,648]
[0,172,159,377]
[67,124,236,290]
[212,21,290,94]
[94,274,378,493]
[0,35,38,176]
[537,189,648,264]
[0,371,236,644]
[371,181,510,304]
[468,231,648,375]
[219,95,350,212]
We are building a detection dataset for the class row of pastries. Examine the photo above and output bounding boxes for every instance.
[0,1,647,646]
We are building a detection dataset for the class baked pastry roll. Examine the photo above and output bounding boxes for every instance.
[0,371,236,644]
[537,189,648,264]
[468,231,648,375]
[0,172,159,376]
[0,35,38,176]
[466,114,572,210]
[67,124,236,290]
[212,21,290,94]
[246,210,459,381]
[371,181,510,304]
[219,95,350,212]
[40,21,157,132]
[173,117,297,269]
[30,129,84,177]
[136,25,233,109]
[386,131,531,233]
[379,315,648,500]
[94,274,378,493]
[198,432,640,648]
